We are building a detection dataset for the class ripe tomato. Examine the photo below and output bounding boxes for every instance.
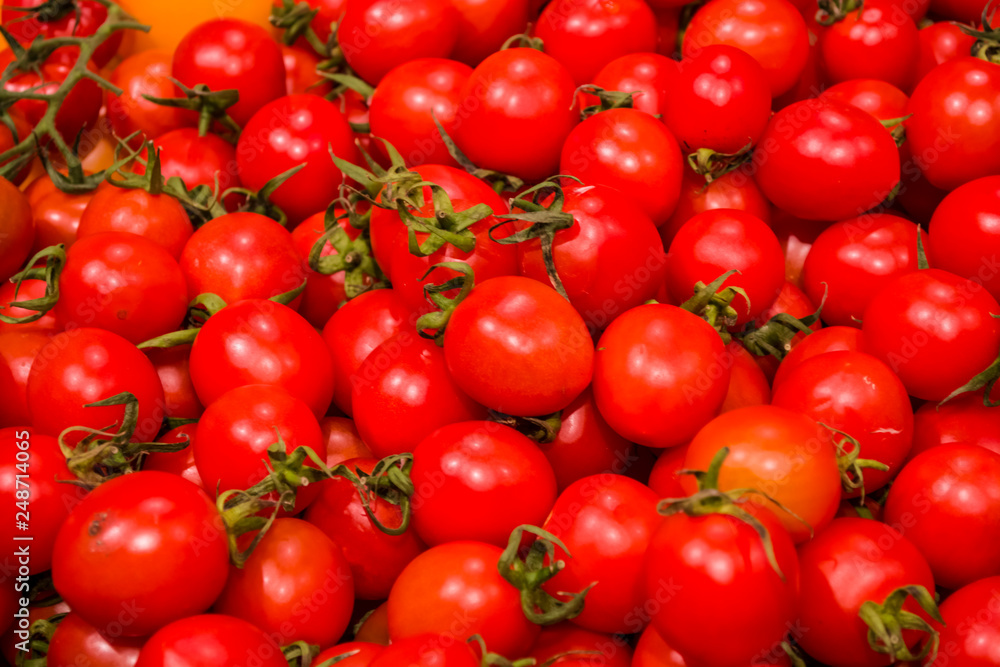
[683,0,809,97]
[281,45,332,97]
[238,94,360,226]
[915,21,977,84]
[144,422,203,489]
[756,97,900,221]
[535,0,658,85]
[47,612,145,667]
[2,0,122,67]
[369,634,478,667]
[26,328,165,442]
[290,210,367,329]
[179,213,306,304]
[172,19,286,127]
[559,109,683,227]
[411,421,557,547]
[0,175,32,282]
[134,614,286,667]
[631,625,686,667]
[905,58,1000,192]
[862,269,1000,401]
[106,50,196,144]
[801,213,927,327]
[0,330,49,426]
[0,281,55,334]
[338,0,458,85]
[144,345,203,420]
[529,624,632,667]
[820,0,918,91]
[926,576,1000,667]
[772,325,865,388]
[455,48,578,183]
[720,339,772,413]
[144,128,242,195]
[315,642,384,667]
[214,518,355,647]
[660,166,771,245]
[910,392,1000,459]
[662,45,772,154]
[23,176,93,254]
[321,417,373,466]
[369,58,473,168]
[77,183,194,260]
[593,304,729,448]
[451,0,529,66]
[444,276,594,417]
[53,472,230,637]
[796,518,936,667]
[820,79,910,127]
[682,405,841,543]
[388,541,540,658]
[647,444,688,499]
[587,53,677,117]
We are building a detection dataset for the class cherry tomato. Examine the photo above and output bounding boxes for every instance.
[720,340,772,413]
[631,625,687,667]
[106,50,196,145]
[451,0,529,66]
[77,183,194,260]
[0,175,33,282]
[820,0,918,91]
[321,417,373,466]
[914,21,977,85]
[587,53,677,117]
[2,0,122,67]
[820,79,910,127]
[926,576,1000,667]
[134,614,286,667]
[144,422,203,489]
[910,392,1000,459]
[144,128,241,195]
[290,210,367,329]
[660,166,772,246]
[47,612,145,667]
[282,45,332,96]
[315,642,384,667]
[529,624,632,667]
[144,345,204,420]
[772,325,865,388]
[647,444,689,499]
[23,176,93,254]
[369,634,478,667]
[751,279,822,349]
[0,330,49,426]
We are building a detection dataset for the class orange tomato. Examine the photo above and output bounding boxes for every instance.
[116,0,275,55]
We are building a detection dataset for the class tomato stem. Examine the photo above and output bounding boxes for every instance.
[858,585,943,663]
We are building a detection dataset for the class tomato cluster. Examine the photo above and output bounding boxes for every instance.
[2,0,1000,666]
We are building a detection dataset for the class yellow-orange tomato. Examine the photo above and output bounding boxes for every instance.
[116,0,275,55]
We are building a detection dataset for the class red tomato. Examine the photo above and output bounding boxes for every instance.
[560,109,683,227]
[338,0,458,85]
[820,0,918,91]
[144,345,204,420]
[135,615,286,667]
[631,625,687,667]
[769,208,830,288]
[720,340,772,413]
[455,48,579,183]
[77,183,194,260]
[144,423,203,489]
[0,330,49,427]
[315,642,383,666]
[282,45,333,96]
[106,50,196,145]
[320,417,373,466]
[172,19,286,127]
[587,52,677,117]
[0,280,56,336]
[2,0,122,67]
[528,624,632,667]
[145,128,241,194]
[820,79,910,126]
[47,612,144,667]
[914,21,977,85]
[451,0,529,66]
[369,634,478,667]
[926,576,1000,667]
[801,213,927,327]
[772,325,865,388]
[0,176,33,282]
[654,7,681,58]
[443,276,594,417]
[910,392,1000,459]
[290,210,367,329]
[660,166,772,245]
[53,472,230,637]
[535,0,658,85]
[24,177,93,254]
[646,444,688,499]
[593,304,730,448]
[411,421,557,547]
[750,280,822,348]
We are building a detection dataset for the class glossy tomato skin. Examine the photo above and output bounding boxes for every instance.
[106,50,197,144]
[646,444,688,499]
[0,54,102,143]
[643,505,799,666]
[411,421,557,548]
[369,634,478,667]
[455,48,579,183]
[542,475,661,635]
[535,0,658,85]
[144,423,203,489]
[0,177,33,282]
[820,0,918,91]
[238,94,360,226]
[78,184,194,260]
[134,614,286,667]
[884,444,1000,590]
[144,345,204,420]
[802,213,926,327]
[444,276,594,417]
[321,418,373,466]
[214,518,355,648]
[910,393,1000,459]
[52,472,230,638]
[756,98,900,221]
[862,269,1000,401]
[451,0,529,66]
[593,304,729,448]
[660,166,771,245]
[528,624,632,667]
[772,351,914,496]
[388,541,540,658]
[560,109,683,227]
[820,79,910,125]
[631,625,686,667]
[46,612,145,667]
[352,332,486,458]
[189,298,334,417]
[172,19,286,127]
[2,0,122,67]
[369,59,473,168]
[720,339,772,413]
[24,176,92,254]
[772,325,865,388]
[147,128,241,194]
[338,0,458,85]
[0,330,49,427]
[906,58,1000,192]
[588,52,677,117]
[683,405,841,543]
[315,642,383,666]
[796,518,936,667]
[926,576,1000,667]
[662,45,772,154]
[26,328,165,442]
[179,213,306,304]
[914,21,977,84]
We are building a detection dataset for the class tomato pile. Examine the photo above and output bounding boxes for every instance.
[2,0,1000,665]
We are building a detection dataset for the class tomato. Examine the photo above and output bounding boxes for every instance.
[26,328,165,442]
[238,94,360,227]
[77,183,194,260]
[305,457,425,599]
[654,7,681,58]
[926,576,1000,667]
[593,304,729,448]
[0,330,49,426]
[55,232,188,344]
[536,387,635,491]
[144,423,203,489]
[0,600,70,664]
[0,174,33,281]
[352,332,486,457]
[23,176,93,254]
[802,213,927,327]
[820,0,918,91]
[411,421,557,547]
[772,325,865,388]
[0,109,32,185]
[134,614,286,667]
[106,50,196,144]
[535,0,658,85]
[321,417,373,465]
[369,634,478,667]
[683,0,809,97]
[559,109,683,227]
[910,392,1000,459]
[862,269,1000,401]
[179,213,306,304]
[820,79,910,127]
[47,612,145,667]
[720,340,772,413]
[928,175,1000,303]
[660,166,771,247]
[144,345,203,420]
[647,444,688,499]
[906,58,1000,192]
[144,128,242,195]
[2,0,122,67]
[631,625,686,667]
[355,603,391,645]
[643,502,799,666]
[172,19,285,127]
[282,45,332,96]
[751,280,822,348]
[455,48,578,183]
[769,208,829,288]
[915,22,977,85]
[451,0,529,66]
[53,472,229,637]
[662,45,772,154]
[528,624,632,667]
[291,210,367,329]
[772,351,914,496]
[444,276,594,417]
[683,405,841,542]
[338,0,458,85]
[388,541,540,658]
[757,97,901,221]
[586,53,677,117]
[193,384,325,509]
[796,518,937,667]
[315,643,383,666]
[369,58,473,168]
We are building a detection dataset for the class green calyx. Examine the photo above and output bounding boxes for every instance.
[963,5,1000,64]
[686,145,754,185]
[432,114,524,194]
[467,635,538,667]
[738,285,825,360]
[308,200,387,301]
[13,612,65,667]
[858,585,944,663]
[414,260,476,345]
[679,269,750,336]
[821,424,889,502]
[314,648,364,667]
[143,79,241,140]
[576,85,638,119]
[0,244,65,325]
[487,410,563,444]
[938,353,1000,408]
[815,0,863,26]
